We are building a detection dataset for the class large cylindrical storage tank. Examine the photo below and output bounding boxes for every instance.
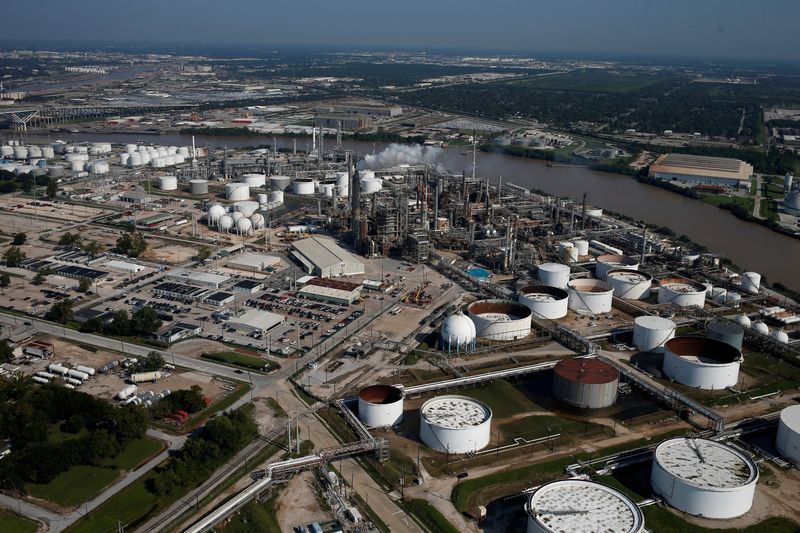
[226,182,250,201]
[439,313,476,351]
[467,299,532,341]
[357,385,404,427]
[270,175,291,191]
[572,239,590,257]
[360,177,383,194]
[158,175,178,191]
[518,286,568,320]
[128,153,143,167]
[776,405,800,466]
[271,190,284,204]
[240,173,266,188]
[658,277,707,307]
[537,263,571,289]
[663,336,742,390]
[119,153,130,166]
[525,479,644,533]
[335,171,349,197]
[13,146,28,159]
[567,279,614,314]
[233,200,259,217]
[553,358,619,409]
[419,396,491,453]
[633,316,676,353]
[258,193,269,204]
[322,183,336,197]
[596,254,639,280]
[607,269,652,300]
[189,179,209,194]
[651,438,758,519]
[705,319,744,350]
[41,146,55,159]
[740,272,761,295]
[293,178,315,195]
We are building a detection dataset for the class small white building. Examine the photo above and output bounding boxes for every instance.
[226,253,281,272]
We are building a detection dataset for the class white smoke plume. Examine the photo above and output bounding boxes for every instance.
[357,143,443,170]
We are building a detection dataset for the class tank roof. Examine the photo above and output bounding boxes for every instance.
[780,405,800,433]
[527,480,643,533]
[634,315,676,330]
[538,262,571,273]
[468,299,531,319]
[659,277,706,293]
[519,285,569,300]
[654,438,757,489]
[597,254,638,266]
[607,269,652,283]
[359,385,403,405]
[707,319,745,336]
[554,358,619,385]
[421,396,491,429]
[665,336,741,364]
[567,279,614,293]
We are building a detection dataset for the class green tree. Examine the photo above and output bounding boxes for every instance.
[82,240,103,258]
[136,351,165,372]
[11,233,26,245]
[45,298,74,324]
[58,232,82,247]
[3,246,26,267]
[0,340,13,363]
[0,273,10,292]
[79,317,104,333]
[46,179,57,200]
[31,271,46,285]
[132,306,162,336]
[196,246,212,261]
[77,277,92,293]
[115,231,147,258]
[107,310,131,336]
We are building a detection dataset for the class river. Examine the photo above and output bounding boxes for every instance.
[13,131,800,288]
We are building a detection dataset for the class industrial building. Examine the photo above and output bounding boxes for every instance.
[202,291,235,307]
[159,322,202,343]
[291,236,365,278]
[227,310,285,334]
[648,153,753,189]
[297,277,363,305]
[313,114,372,130]
[313,101,402,117]
[231,279,264,293]
[166,269,230,289]
[153,282,207,301]
[225,253,281,273]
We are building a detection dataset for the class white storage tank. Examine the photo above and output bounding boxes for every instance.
[419,396,491,453]
[752,321,769,335]
[234,200,259,217]
[117,385,137,400]
[158,175,178,191]
[357,385,404,427]
[226,182,250,201]
[518,286,569,320]
[596,254,639,280]
[740,272,761,295]
[271,190,284,204]
[607,269,652,300]
[771,330,789,344]
[75,365,95,376]
[572,239,590,257]
[553,358,619,409]
[525,479,644,533]
[218,214,234,232]
[250,213,265,230]
[67,369,89,381]
[706,319,745,350]
[128,153,143,167]
[119,153,130,166]
[567,279,614,314]
[231,211,245,223]
[360,177,383,194]
[633,316,676,353]
[439,313,477,352]
[322,183,336,197]
[270,175,291,191]
[663,336,742,389]
[240,173,267,188]
[467,299,532,341]
[236,217,253,234]
[776,405,800,465]
[734,314,751,328]
[189,179,209,194]
[293,178,316,195]
[658,277,707,307]
[537,263,571,289]
[258,193,269,204]
[48,364,69,376]
[651,438,758,519]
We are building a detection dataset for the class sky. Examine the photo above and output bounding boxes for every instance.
[3,0,799,61]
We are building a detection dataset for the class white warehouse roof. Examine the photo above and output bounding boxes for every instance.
[227,310,285,332]
[167,268,230,288]
[291,236,365,278]
[226,253,281,271]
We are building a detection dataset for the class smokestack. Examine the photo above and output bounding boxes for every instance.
[350,153,361,243]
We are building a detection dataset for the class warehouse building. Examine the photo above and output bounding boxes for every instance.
[159,322,202,343]
[226,253,281,273]
[648,153,753,189]
[313,114,372,131]
[166,269,230,289]
[153,282,207,301]
[227,310,285,334]
[314,101,402,117]
[232,279,264,293]
[298,277,363,305]
[291,236,365,278]
[202,291,235,307]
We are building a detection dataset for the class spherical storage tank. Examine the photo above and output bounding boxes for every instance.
[651,438,758,519]
[771,330,789,344]
[233,200,259,217]
[467,299,532,341]
[633,316,676,353]
[270,175,291,191]
[705,319,744,350]
[752,321,769,335]
[158,175,177,191]
[358,385,404,427]
[226,182,250,201]
[250,213,264,229]
[189,179,209,194]
[218,214,234,232]
[525,479,644,533]
[567,279,614,314]
[518,286,568,320]
[553,358,619,409]
[658,277,707,307]
[537,263,571,289]
[419,396,491,453]
[439,313,476,351]
[596,254,639,280]
[607,269,652,300]
[207,204,226,225]
[776,405,800,465]
[734,314,751,328]
[240,173,266,188]
[231,211,245,223]
[663,336,741,390]
[236,217,253,234]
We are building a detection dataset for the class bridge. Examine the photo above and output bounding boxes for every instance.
[0,103,198,132]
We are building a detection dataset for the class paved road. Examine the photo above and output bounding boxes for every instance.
[753,174,763,219]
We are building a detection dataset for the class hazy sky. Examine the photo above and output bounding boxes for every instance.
[4,0,798,61]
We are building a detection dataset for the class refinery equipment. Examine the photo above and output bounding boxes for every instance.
[651,438,758,519]
[776,405,800,465]
[439,313,477,352]
[419,395,492,453]
[518,285,569,319]
[567,279,614,314]
[740,272,761,295]
[633,316,676,353]
[207,204,226,226]
[293,178,316,195]
[236,217,253,235]
[357,385,404,427]
[662,337,742,389]
[552,358,619,409]
[467,299,532,341]
[270,175,291,191]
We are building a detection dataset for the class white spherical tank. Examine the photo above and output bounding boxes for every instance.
[234,200,259,217]
[419,396,492,453]
[236,217,253,234]
[771,330,789,344]
[663,336,742,389]
[572,239,590,257]
[740,272,761,294]
[226,182,250,201]
[158,175,178,191]
[218,214,234,232]
[633,316,676,353]
[467,299,532,341]
[207,204,226,225]
[596,254,639,280]
[658,277,707,307]
[240,173,267,188]
[525,480,644,533]
[270,175,291,191]
[537,263,571,289]
[358,385,404,427]
[518,286,569,320]
[250,213,265,229]
[231,211,245,223]
[293,178,316,195]
[439,313,476,351]
[651,438,758,519]
[776,405,800,466]
[607,269,652,300]
[752,322,769,335]
[567,279,614,314]
[734,314,751,327]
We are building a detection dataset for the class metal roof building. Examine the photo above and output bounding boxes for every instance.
[291,236,365,278]
[166,268,230,289]
[227,310,285,334]
[649,153,753,188]
[226,253,281,272]
[298,277,363,305]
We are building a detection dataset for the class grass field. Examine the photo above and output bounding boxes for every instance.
[401,499,460,533]
[202,351,277,372]
[221,494,282,533]
[0,510,37,533]
[516,71,666,93]
[462,379,537,418]
[700,194,755,211]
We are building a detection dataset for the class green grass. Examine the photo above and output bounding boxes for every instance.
[0,510,37,533]
[515,71,666,93]
[67,474,161,533]
[401,499,460,533]
[700,194,755,211]
[113,437,164,470]
[461,379,538,418]
[221,495,282,533]
[499,414,612,443]
[202,351,277,372]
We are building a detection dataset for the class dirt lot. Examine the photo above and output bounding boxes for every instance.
[142,242,199,264]
[275,471,331,531]
[0,195,111,224]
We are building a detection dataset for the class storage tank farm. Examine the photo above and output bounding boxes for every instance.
[776,405,800,465]
[525,479,645,533]
[662,336,742,389]
[658,277,707,307]
[357,385,404,427]
[419,395,492,453]
[552,358,619,409]
[651,438,758,519]
[466,299,532,341]
[518,285,569,319]
[566,279,614,314]
[633,316,676,352]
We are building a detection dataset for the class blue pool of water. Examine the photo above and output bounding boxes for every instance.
[466,266,491,280]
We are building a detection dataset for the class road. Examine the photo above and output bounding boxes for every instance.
[753,174,763,219]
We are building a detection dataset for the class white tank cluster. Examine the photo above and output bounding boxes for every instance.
[357,385,404,427]
[537,263,571,289]
[121,144,192,168]
[525,479,645,533]
[662,336,742,389]
[595,254,639,280]
[607,269,652,300]
[776,405,800,466]
[467,299,532,341]
[439,313,476,352]
[158,175,178,191]
[419,395,492,453]
[633,316,676,353]
[567,279,614,314]
[658,277,707,307]
[518,285,568,319]
[651,438,758,519]
[207,202,264,235]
